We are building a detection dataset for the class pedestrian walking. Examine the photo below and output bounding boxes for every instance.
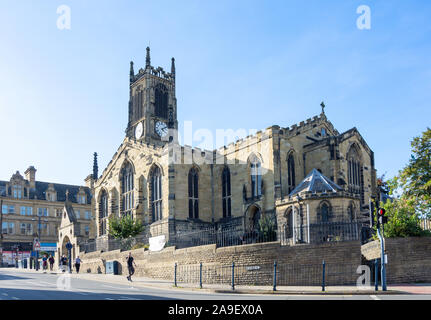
[126,252,137,282]
[42,254,48,273]
[48,255,55,271]
[75,256,81,273]
[61,255,68,272]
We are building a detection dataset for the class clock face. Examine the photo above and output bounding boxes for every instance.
[135,122,143,139]
[155,121,168,137]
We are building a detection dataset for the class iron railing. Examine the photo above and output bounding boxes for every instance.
[421,218,431,231]
[80,221,366,254]
[280,221,364,245]
[174,261,359,288]
[172,227,278,249]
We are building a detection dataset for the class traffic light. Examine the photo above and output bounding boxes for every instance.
[377,208,388,226]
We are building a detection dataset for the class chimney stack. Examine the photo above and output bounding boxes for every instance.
[24,166,37,189]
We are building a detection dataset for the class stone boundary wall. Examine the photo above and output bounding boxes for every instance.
[78,240,362,286]
[361,237,431,284]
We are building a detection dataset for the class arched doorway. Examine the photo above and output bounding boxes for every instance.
[245,204,261,232]
[283,208,293,239]
[61,235,71,258]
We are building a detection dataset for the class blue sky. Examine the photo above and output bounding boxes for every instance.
[0,0,430,185]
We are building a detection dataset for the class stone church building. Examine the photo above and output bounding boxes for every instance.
[90,48,378,246]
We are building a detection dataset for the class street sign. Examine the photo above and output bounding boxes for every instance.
[40,243,57,252]
[246,266,261,271]
[33,239,41,251]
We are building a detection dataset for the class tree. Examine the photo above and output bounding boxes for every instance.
[389,128,431,218]
[375,198,430,238]
[108,214,145,239]
[258,214,277,241]
[376,128,431,238]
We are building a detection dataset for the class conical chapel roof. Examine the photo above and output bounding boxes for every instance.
[289,169,342,197]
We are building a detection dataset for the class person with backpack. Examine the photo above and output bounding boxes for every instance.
[126,252,137,282]
[42,254,48,273]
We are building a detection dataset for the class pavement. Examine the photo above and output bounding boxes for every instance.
[3,267,428,296]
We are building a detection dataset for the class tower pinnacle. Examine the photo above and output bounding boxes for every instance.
[93,152,98,180]
[320,101,325,114]
[146,47,151,68]
[129,61,134,83]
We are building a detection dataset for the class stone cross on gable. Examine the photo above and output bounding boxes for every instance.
[320,101,325,114]
[65,189,69,202]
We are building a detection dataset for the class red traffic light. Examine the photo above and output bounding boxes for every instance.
[378,208,386,216]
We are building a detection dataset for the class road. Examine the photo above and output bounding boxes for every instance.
[0,269,429,300]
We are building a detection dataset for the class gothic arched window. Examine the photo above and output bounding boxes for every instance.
[121,162,134,217]
[135,89,143,120]
[347,144,364,203]
[320,202,330,223]
[284,208,293,238]
[250,155,262,198]
[188,168,199,219]
[287,153,296,194]
[155,83,168,119]
[348,202,356,221]
[222,167,231,218]
[150,166,162,222]
[99,189,108,235]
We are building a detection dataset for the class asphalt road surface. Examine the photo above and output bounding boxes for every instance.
[0,269,429,300]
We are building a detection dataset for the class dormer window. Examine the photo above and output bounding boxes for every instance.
[13,185,22,199]
[78,195,86,204]
[46,184,57,201]
[46,192,57,202]
[321,128,326,137]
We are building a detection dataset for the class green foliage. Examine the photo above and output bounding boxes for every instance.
[374,199,431,238]
[258,214,277,241]
[107,214,145,239]
[130,243,149,250]
[375,128,431,239]
[390,128,431,218]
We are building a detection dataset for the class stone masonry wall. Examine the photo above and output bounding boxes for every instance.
[361,237,431,284]
[78,240,362,286]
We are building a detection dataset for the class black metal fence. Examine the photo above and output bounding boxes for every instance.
[281,221,364,245]
[173,221,365,249]
[174,261,360,289]
[421,218,431,231]
[80,221,366,253]
[172,227,278,249]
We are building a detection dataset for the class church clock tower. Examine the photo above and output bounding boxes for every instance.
[126,47,178,145]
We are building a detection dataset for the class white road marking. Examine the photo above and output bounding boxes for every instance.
[25,281,48,287]
[105,298,114,300]
[370,295,381,300]
[102,285,121,289]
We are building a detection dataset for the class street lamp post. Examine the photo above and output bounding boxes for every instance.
[66,242,73,273]
[36,212,41,271]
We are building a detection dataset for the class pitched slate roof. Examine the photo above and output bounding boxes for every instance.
[63,202,78,223]
[0,179,91,204]
[289,169,343,197]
